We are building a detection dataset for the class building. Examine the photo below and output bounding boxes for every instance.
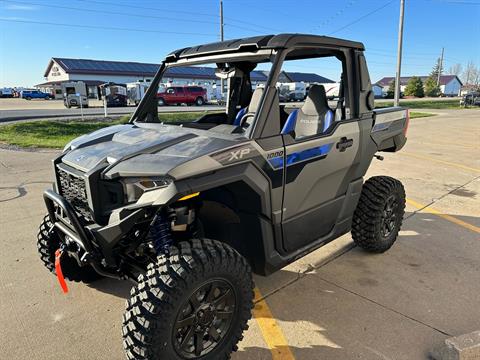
[372,83,384,98]
[36,57,334,99]
[376,75,463,96]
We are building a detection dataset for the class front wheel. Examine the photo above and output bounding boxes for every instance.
[123,239,254,360]
[195,96,205,106]
[158,97,165,106]
[351,176,405,253]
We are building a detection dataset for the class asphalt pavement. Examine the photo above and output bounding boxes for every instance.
[0,108,479,359]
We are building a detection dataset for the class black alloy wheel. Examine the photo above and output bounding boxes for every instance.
[351,176,405,253]
[173,279,237,358]
[381,195,399,238]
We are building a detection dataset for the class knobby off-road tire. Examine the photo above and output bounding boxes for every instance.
[123,239,254,360]
[36,215,101,283]
[352,176,406,253]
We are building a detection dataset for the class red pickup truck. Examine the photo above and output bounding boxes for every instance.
[157,86,207,106]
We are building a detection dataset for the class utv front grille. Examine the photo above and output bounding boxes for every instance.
[57,166,93,223]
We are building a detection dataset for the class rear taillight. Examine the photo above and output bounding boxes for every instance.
[403,109,410,136]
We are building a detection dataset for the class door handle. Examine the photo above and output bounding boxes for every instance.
[336,137,353,152]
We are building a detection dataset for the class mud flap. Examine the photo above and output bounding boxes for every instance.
[55,249,69,294]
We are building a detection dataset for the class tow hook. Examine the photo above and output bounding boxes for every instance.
[55,249,69,294]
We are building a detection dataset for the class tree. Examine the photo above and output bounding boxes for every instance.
[385,79,395,99]
[448,63,462,76]
[462,61,479,85]
[404,76,424,97]
[424,76,441,97]
[430,57,443,82]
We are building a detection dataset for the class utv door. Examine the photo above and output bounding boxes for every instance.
[281,120,361,252]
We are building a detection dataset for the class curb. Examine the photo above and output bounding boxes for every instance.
[430,331,480,360]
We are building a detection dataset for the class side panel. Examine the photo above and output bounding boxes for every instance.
[281,121,361,252]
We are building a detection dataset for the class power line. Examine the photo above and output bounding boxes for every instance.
[3,0,219,25]
[329,0,396,35]
[75,0,282,33]
[0,18,217,37]
[311,0,357,31]
[74,0,219,18]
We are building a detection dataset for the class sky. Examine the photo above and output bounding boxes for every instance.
[0,0,479,87]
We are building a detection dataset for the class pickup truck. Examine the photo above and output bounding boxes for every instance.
[21,90,53,100]
[37,33,408,360]
[157,85,207,106]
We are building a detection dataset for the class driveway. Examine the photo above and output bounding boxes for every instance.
[0,108,478,359]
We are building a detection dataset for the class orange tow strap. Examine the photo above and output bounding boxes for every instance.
[55,249,69,294]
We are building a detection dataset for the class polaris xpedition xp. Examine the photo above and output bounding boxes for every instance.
[37,34,409,360]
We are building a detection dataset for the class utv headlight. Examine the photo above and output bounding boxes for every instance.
[121,177,173,203]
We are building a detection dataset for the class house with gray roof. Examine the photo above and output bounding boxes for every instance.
[376,75,462,96]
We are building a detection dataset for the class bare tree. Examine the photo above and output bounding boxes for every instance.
[448,63,462,76]
[462,61,479,85]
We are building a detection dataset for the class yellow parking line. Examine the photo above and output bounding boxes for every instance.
[407,198,480,234]
[400,152,480,173]
[253,287,296,360]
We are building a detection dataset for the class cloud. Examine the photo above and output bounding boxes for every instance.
[5,4,37,11]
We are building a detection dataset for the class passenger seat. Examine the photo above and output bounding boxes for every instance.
[281,85,333,138]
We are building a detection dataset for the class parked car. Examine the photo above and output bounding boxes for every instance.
[157,85,207,106]
[460,92,480,107]
[288,90,305,101]
[0,87,14,98]
[21,90,52,100]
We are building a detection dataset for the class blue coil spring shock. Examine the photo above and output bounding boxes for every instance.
[149,212,174,254]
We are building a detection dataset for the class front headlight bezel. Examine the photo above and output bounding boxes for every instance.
[120,176,174,203]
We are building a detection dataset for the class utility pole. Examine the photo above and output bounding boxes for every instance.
[220,0,224,42]
[437,47,444,86]
[219,0,225,103]
[394,0,405,107]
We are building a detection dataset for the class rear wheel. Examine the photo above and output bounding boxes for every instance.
[36,215,101,283]
[158,97,165,106]
[25,96,31,100]
[123,239,254,360]
[352,176,405,253]
[195,97,205,106]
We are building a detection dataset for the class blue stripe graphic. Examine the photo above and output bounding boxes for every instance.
[267,143,333,170]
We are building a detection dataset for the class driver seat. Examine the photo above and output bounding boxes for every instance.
[233,87,264,126]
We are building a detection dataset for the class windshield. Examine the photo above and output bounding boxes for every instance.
[132,57,275,136]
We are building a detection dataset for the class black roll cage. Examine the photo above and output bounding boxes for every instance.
[129,34,364,140]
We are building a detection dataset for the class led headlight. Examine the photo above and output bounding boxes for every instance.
[121,177,173,203]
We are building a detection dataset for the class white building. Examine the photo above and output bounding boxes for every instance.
[37,57,334,100]
[375,75,463,96]
[38,58,159,99]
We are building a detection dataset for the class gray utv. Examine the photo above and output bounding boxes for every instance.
[37,34,409,359]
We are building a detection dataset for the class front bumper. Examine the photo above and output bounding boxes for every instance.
[43,189,147,279]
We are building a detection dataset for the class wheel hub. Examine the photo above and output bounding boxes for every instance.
[196,305,216,327]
